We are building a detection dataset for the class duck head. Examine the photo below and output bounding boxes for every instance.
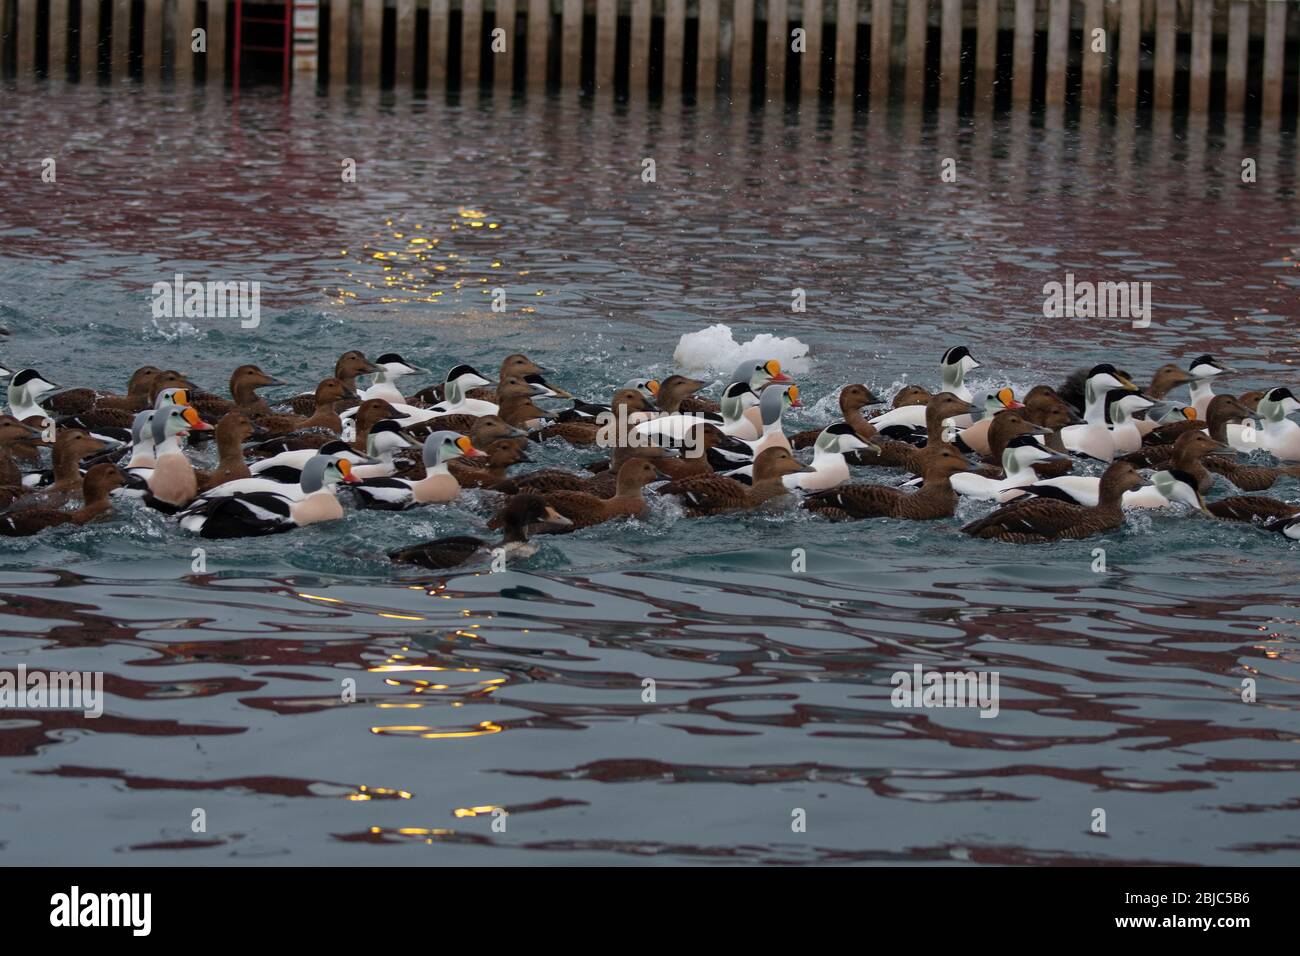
[1149,363,1195,398]
[315,438,383,466]
[153,386,192,409]
[365,419,420,457]
[1152,469,1207,511]
[816,421,880,456]
[940,346,980,391]
[623,378,661,402]
[1001,434,1067,473]
[752,446,813,481]
[523,373,573,399]
[500,354,545,379]
[502,493,572,537]
[469,414,528,446]
[314,377,359,404]
[229,364,286,400]
[982,387,1023,416]
[0,415,42,446]
[373,353,425,382]
[1103,389,1156,425]
[1189,354,1235,379]
[892,384,933,408]
[718,382,761,422]
[301,453,362,493]
[442,364,494,404]
[7,368,64,413]
[83,462,127,501]
[423,430,485,468]
[839,384,885,414]
[731,359,791,391]
[335,351,378,381]
[151,404,213,446]
[1257,387,1300,422]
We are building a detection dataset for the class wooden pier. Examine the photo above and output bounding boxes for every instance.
[1,0,1298,118]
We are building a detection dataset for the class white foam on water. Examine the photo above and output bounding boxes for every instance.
[672,324,812,377]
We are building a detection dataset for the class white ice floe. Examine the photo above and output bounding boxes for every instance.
[672,323,811,376]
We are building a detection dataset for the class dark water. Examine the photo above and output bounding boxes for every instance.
[0,83,1298,864]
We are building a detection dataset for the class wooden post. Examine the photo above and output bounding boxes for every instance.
[698,0,719,97]
[395,0,415,86]
[595,0,615,93]
[464,0,483,88]
[560,0,579,87]
[16,0,35,77]
[767,0,788,101]
[1011,0,1034,105]
[49,0,69,80]
[1116,0,1139,111]
[834,0,856,102]
[903,0,925,105]
[1261,0,1285,120]
[939,0,959,108]
[175,0,196,83]
[80,0,102,81]
[732,0,754,95]
[1188,0,1211,112]
[868,0,890,105]
[1225,0,1248,114]
[526,0,547,88]
[630,0,650,92]
[331,0,350,85]
[495,0,516,91]
[111,0,130,78]
[1080,0,1103,109]
[209,0,227,83]
[664,0,684,92]
[1152,0,1174,110]
[361,0,381,85]
[801,0,822,101]
[144,0,164,79]
[974,0,996,110]
[1045,0,1067,107]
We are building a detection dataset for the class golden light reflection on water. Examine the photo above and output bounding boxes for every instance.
[370,721,504,739]
[331,206,543,307]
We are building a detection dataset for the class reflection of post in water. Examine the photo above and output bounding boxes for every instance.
[1116,0,1139,113]
[974,0,998,117]
[1080,0,1104,111]
[940,0,961,112]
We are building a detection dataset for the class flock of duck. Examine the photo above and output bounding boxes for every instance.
[0,346,1297,568]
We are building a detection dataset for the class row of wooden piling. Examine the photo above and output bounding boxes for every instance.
[1,0,1297,118]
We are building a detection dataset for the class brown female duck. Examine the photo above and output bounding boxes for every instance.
[190,365,286,420]
[496,458,661,532]
[804,445,972,521]
[961,461,1149,542]
[5,429,110,512]
[48,366,162,416]
[196,411,256,493]
[287,351,377,415]
[388,494,572,570]
[0,464,125,537]
[253,377,356,436]
[533,388,652,445]
[1122,394,1255,466]
[0,416,42,508]
[659,446,808,516]
[447,438,533,489]
[845,392,974,473]
[1206,495,1300,524]
[790,384,884,449]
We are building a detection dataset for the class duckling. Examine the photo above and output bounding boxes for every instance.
[1225,387,1300,461]
[790,384,884,449]
[0,464,125,537]
[1188,354,1235,418]
[252,377,356,436]
[658,447,806,516]
[286,351,377,415]
[783,423,880,492]
[3,428,110,512]
[388,494,573,570]
[962,461,1150,543]
[951,435,1070,500]
[359,353,426,404]
[195,411,256,493]
[145,404,215,508]
[500,457,662,530]
[189,365,286,420]
[349,431,484,510]
[803,445,972,521]
[179,454,361,538]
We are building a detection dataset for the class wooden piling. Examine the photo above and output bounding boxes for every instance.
[801,0,822,101]
[463,0,483,88]
[834,0,856,102]
[767,0,788,100]
[939,0,960,108]
[1011,0,1034,105]
[110,0,129,78]
[868,0,890,105]
[1153,0,1175,110]
[361,0,381,84]
[396,0,415,86]
[496,0,516,91]
[664,0,685,92]
[175,0,197,83]
[1261,0,1286,119]
[1045,0,1068,107]
[903,0,926,105]
[525,0,545,87]
[144,0,165,79]
[560,0,580,87]
[1116,0,1139,111]
[16,0,35,77]
[629,0,650,92]
[733,0,754,95]
[209,0,227,83]
[1080,0,1103,109]
[49,0,69,80]
[698,0,720,97]
[1225,0,1249,113]
[595,0,615,93]
[1188,0,1212,113]
[975,0,997,110]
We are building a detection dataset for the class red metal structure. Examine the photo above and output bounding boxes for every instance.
[232,0,294,90]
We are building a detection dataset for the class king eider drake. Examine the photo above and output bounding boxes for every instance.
[144,404,215,509]
[348,431,485,510]
[178,454,361,539]
[389,495,573,571]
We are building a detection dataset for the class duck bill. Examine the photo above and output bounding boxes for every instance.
[544,382,574,399]
[182,408,213,431]
[456,436,486,458]
[541,507,572,529]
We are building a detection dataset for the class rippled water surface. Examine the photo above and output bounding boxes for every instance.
[0,84,1298,864]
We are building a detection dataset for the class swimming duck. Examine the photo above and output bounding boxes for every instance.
[179,453,361,538]
[388,494,573,570]
[3,428,110,511]
[7,368,65,425]
[1188,355,1235,418]
[1058,367,1142,461]
[1133,364,1197,435]
[413,354,549,405]
[952,387,1024,456]
[1225,387,1300,461]
[195,411,256,493]
[557,379,660,423]
[253,378,356,436]
[498,457,662,530]
[737,385,801,458]
[1103,389,1160,456]
[145,404,215,508]
[358,353,426,404]
[446,438,533,489]
[1266,514,1300,541]
[632,381,760,445]
[790,384,884,449]
[962,461,1150,542]
[647,375,708,416]
[47,366,162,417]
[425,365,498,416]
[349,431,484,510]
[1123,394,1255,467]
[803,445,972,521]
[783,423,880,492]
[1206,495,1299,525]
[950,435,1070,501]
[0,464,125,537]
[533,388,652,445]
[189,365,286,420]
[0,416,44,508]
[658,447,807,516]
[846,392,975,474]
[286,351,377,415]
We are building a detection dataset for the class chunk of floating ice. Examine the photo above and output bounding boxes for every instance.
[672,324,811,376]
